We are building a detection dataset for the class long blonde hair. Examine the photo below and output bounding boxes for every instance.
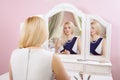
[61,21,75,45]
[91,20,102,35]
[19,16,48,48]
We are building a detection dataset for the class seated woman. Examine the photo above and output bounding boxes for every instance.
[9,16,70,80]
[90,20,106,56]
[55,21,81,54]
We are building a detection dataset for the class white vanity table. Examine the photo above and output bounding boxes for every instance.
[47,3,113,80]
[61,58,112,80]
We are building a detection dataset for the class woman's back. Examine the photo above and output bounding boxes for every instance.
[10,48,53,80]
[9,16,70,80]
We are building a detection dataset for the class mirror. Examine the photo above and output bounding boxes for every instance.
[45,3,111,61]
[46,3,85,59]
[86,15,111,61]
[48,11,82,53]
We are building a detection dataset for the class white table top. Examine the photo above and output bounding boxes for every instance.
[0,72,113,80]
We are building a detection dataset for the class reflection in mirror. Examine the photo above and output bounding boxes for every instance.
[48,11,82,55]
[90,19,107,57]
[86,15,111,62]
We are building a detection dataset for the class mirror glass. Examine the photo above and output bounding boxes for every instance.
[48,11,82,55]
[90,19,107,57]
[85,15,111,61]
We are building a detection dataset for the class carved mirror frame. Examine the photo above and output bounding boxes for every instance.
[45,3,85,60]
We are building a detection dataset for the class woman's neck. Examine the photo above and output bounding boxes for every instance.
[66,34,74,40]
[91,34,100,41]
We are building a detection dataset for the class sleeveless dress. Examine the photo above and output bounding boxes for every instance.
[10,48,53,80]
[90,37,103,55]
[60,37,78,54]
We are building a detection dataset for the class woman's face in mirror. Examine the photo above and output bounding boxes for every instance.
[90,25,96,36]
[63,24,73,36]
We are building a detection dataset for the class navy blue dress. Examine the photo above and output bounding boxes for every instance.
[60,37,77,54]
[90,37,103,55]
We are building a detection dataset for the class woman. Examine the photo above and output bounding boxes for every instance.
[55,21,81,54]
[90,20,106,56]
[9,16,70,80]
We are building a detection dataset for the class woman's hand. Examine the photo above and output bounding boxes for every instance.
[61,49,70,54]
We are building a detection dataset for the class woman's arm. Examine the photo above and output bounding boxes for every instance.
[55,39,61,53]
[102,38,107,57]
[9,64,13,80]
[98,38,108,62]
[52,54,70,80]
[77,37,81,54]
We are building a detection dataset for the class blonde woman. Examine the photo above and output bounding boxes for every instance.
[55,21,81,54]
[9,16,70,80]
[90,20,106,56]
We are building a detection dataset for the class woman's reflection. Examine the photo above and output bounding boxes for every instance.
[90,20,106,56]
[55,21,81,54]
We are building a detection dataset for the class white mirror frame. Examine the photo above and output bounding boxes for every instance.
[85,14,111,61]
[45,3,86,60]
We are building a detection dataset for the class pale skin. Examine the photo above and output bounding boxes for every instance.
[9,49,70,80]
[55,24,81,54]
[52,54,70,80]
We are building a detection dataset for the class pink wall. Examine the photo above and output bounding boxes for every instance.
[0,0,119,80]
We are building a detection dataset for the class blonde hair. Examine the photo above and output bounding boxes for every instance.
[19,16,48,48]
[91,20,102,35]
[61,21,75,45]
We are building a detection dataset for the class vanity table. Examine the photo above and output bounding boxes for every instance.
[47,3,113,80]
[61,58,113,80]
